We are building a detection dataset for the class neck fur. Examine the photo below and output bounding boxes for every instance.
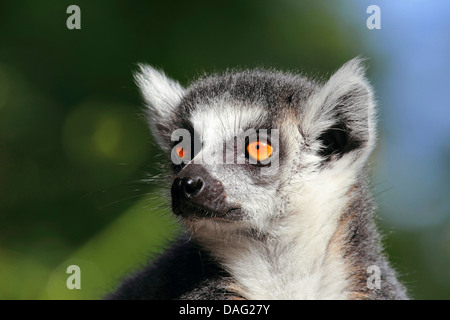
[185,167,382,299]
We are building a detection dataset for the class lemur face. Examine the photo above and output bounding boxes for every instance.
[136,59,376,231]
[169,98,288,224]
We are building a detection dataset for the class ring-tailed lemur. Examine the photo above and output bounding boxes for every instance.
[108,58,408,300]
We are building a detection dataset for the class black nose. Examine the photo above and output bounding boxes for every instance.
[175,177,204,199]
[171,165,232,218]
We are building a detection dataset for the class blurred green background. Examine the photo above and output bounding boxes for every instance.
[0,0,449,299]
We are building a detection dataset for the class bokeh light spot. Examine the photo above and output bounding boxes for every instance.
[62,100,150,183]
[93,116,122,159]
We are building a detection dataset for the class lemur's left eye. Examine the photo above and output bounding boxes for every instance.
[246,139,273,163]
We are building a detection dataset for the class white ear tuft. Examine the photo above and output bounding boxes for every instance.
[134,64,185,150]
[134,64,185,118]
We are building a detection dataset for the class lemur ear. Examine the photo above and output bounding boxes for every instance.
[302,58,376,164]
[134,64,185,151]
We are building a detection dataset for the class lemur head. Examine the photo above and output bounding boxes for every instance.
[136,58,376,234]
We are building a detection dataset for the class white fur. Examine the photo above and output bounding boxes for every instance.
[188,102,280,225]
[185,162,357,299]
[189,98,266,146]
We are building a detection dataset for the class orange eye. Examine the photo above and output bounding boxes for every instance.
[176,146,185,159]
[247,140,273,162]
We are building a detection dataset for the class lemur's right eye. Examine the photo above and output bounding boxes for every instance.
[171,144,191,172]
[174,145,192,162]
[176,146,185,159]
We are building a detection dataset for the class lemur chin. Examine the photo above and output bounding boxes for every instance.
[108,58,408,300]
